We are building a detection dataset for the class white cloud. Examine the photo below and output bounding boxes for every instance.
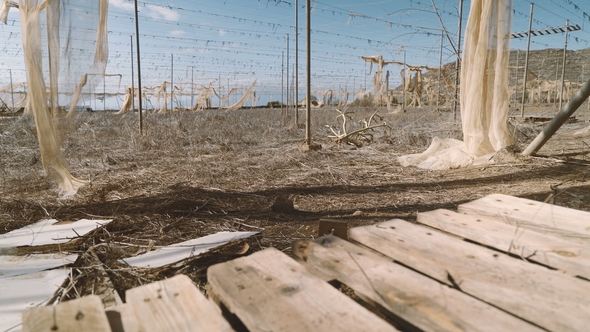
[219,29,228,37]
[145,4,180,22]
[109,0,134,12]
[170,30,186,36]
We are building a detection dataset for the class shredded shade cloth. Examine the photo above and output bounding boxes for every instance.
[398,0,514,169]
[12,0,109,195]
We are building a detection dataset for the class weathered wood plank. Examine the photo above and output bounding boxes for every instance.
[106,304,142,332]
[207,247,398,332]
[350,219,590,332]
[457,193,590,243]
[125,274,233,332]
[22,295,111,332]
[292,236,541,332]
[418,209,590,279]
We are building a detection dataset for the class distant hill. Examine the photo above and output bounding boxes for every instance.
[509,48,588,84]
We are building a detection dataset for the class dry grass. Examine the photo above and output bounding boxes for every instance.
[2,104,590,300]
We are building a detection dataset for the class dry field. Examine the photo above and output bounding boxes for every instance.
[2,104,590,297]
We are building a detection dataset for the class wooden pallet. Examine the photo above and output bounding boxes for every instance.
[21,194,590,331]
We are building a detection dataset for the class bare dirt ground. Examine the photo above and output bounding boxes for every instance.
[2,104,590,298]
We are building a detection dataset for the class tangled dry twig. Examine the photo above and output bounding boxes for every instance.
[327,107,388,146]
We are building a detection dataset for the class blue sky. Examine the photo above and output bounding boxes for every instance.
[1,0,590,108]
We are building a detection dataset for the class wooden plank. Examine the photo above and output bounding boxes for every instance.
[125,274,233,332]
[22,295,111,332]
[458,193,590,243]
[350,219,590,332]
[292,236,541,332]
[105,304,142,332]
[207,247,398,332]
[418,209,590,279]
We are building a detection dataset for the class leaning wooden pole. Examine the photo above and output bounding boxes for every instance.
[522,78,590,156]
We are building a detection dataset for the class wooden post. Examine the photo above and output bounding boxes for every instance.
[9,69,14,111]
[134,0,143,134]
[453,0,463,121]
[295,0,299,126]
[305,0,311,145]
[130,35,135,112]
[520,3,534,117]
[559,20,569,111]
[171,54,174,110]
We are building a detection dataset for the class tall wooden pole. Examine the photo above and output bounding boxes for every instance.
[9,69,14,111]
[286,34,290,116]
[559,20,569,111]
[134,0,143,134]
[305,0,311,145]
[191,66,194,108]
[438,31,443,108]
[171,54,174,110]
[514,50,519,107]
[130,35,135,112]
[453,0,463,120]
[103,68,106,111]
[520,3,534,117]
[403,51,406,111]
[295,0,299,125]
[281,50,284,112]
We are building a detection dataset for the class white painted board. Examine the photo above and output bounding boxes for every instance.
[0,219,111,250]
[0,253,77,279]
[0,269,69,332]
[120,231,259,268]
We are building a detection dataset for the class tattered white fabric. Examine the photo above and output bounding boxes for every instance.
[226,80,257,111]
[213,87,237,108]
[156,81,169,113]
[0,0,17,24]
[14,0,108,195]
[398,0,514,169]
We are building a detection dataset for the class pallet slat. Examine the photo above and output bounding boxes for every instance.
[292,236,541,332]
[350,219,590,332]
[105,304,142,332]
[458,193,590,243]
[125,274,233,332]
[22,295,111,332]
[419,209,590,278]
[207,247,398,332]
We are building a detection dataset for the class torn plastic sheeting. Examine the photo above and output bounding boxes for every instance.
[0,253,77,279]
[120,231,259,268]
[0,268,69,332]
[0,219,112,250]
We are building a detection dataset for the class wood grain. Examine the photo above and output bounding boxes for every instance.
[458,193,590,244]
[22,295,111,332]
[350,219,590,331]
[293,236,542,332]
[126,274,233,332]
[207,247,398,332]
[418,209,590,278]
